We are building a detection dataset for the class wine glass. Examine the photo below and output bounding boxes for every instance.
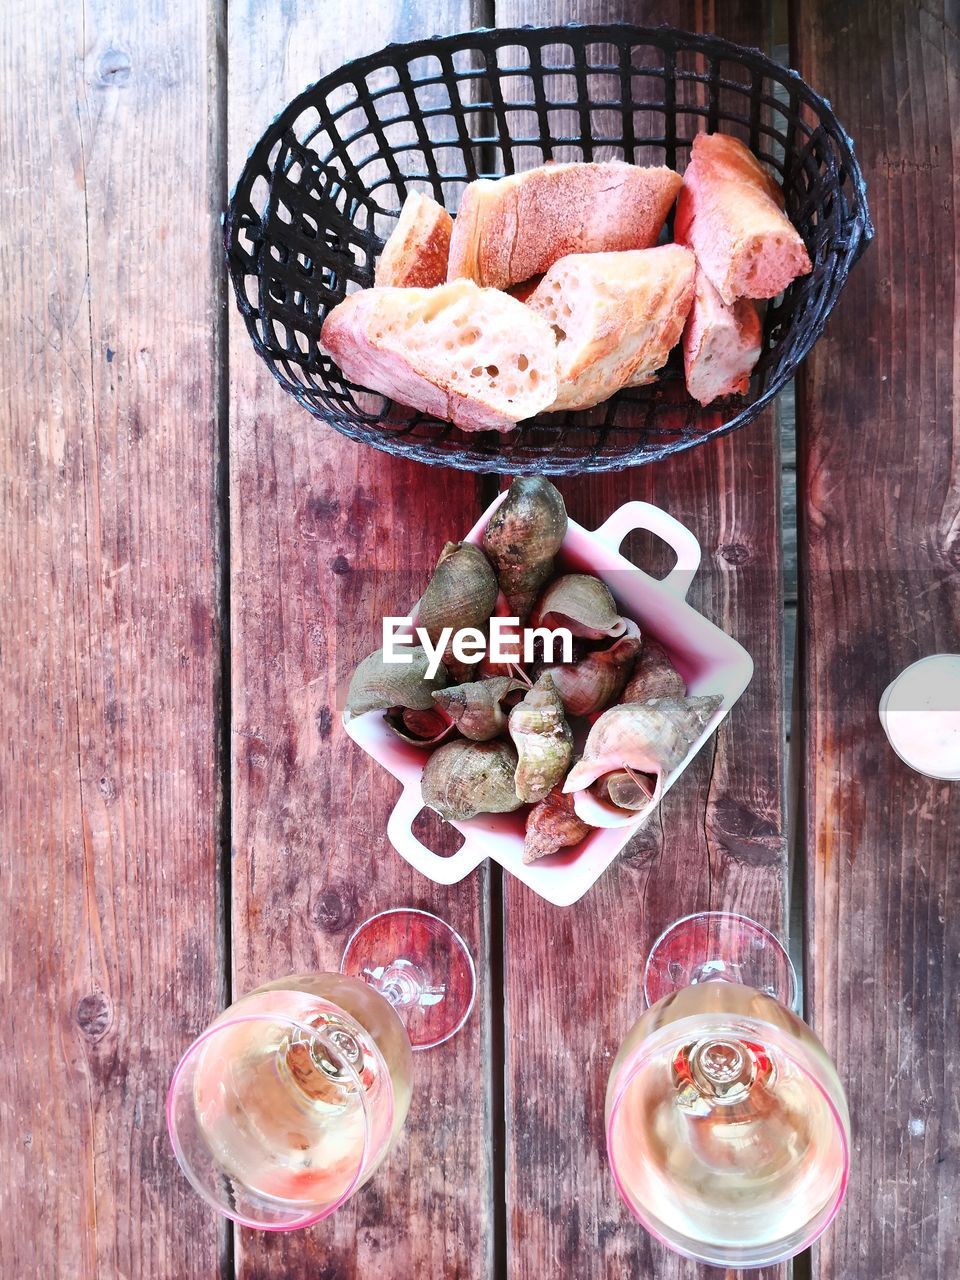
[605,911,850,1268]
[167,908,475,1229]
[879,652,960,779]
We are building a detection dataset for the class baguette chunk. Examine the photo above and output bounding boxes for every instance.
[375,191,453,288]
[675,132,812,305]
[528,246,696,412]
[683,269,762,405]
[321,280,559,432]
[448,161,682,291]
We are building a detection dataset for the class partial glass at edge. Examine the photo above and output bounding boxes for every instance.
[606,912,851,1269]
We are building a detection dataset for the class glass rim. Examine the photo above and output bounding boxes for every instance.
[166,1008,379,1231]
[643,910,800,1012]
[882,651,960,685]
[605,1009,851,1267]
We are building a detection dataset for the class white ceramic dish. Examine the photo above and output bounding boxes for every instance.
[343,494,753,906]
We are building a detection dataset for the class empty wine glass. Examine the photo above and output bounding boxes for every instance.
[606,911,850,1268]
[167,908,475,1229]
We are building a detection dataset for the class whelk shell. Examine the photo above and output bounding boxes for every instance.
[416,541,499,681]
[482,477,568,623]
[563,694,723,800]
[622,638,686,703]
[508,672,574,803]
[345,646,447,718]
[432,676,526,742]
[543,619,642,716]
[416,541,499,642]
[531,574,627,641]
[523,786,593,864]
[420,739,524,822]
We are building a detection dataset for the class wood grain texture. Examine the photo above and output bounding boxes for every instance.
[494,3,788,1278]
[793,2,960,1276]
[0,1,226,1276]
[227,3,495,1276]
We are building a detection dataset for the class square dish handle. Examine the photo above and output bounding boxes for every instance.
[386,786,488,885]
[591,502,701,600]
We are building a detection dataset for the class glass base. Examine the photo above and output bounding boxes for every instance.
[643,912,798,1010]
[341,909,476,1050]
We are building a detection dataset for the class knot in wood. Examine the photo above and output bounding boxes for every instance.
[719,542,751,566]
[310,888,349,932]
[97,49,132,86]
[710,795,783,866]
[76,991,112,1042]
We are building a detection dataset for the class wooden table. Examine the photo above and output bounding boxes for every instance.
[2,1,957,1276]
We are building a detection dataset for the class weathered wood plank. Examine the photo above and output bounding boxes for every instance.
[227,3,495,1276]
[793,2,960,1276]
[0,1,226,1276]
[493,3,788,1277]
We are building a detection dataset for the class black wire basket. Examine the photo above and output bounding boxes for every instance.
[225,23,872,475]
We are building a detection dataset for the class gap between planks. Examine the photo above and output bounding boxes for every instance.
[213,0,233,1275]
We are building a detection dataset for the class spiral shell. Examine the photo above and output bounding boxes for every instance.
[563,695,723,802]
[416,541,499,644]
[482,478,568,622]
[543,620,642,716]
[523,786,593,863]
[432,676,526,742]
[531,574,627,640]
[420,739,524,822]
[622,638,686,703]
[508,672,574,803]
[345,646,447,718]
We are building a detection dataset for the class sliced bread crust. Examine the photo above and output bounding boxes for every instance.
[676,132,812,305]
[321,280,559,432]
[447,161,683,291]
[683,269,762,405]
[375,191,453,288]
[527,246,696,411]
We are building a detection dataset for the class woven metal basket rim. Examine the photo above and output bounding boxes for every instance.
[225,22,874,475]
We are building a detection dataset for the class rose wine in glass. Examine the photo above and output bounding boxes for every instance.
[168,909,475,1229]
[606,912,850,1268]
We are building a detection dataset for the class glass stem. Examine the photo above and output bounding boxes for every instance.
[376,961,425,1010]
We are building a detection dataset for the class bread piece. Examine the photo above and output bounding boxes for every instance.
[683,269,762,405]
[321,280,559,432]
[447,161,683,291]
[527,246,696,412]
[375,191,453,288]
[675,132,812,305]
